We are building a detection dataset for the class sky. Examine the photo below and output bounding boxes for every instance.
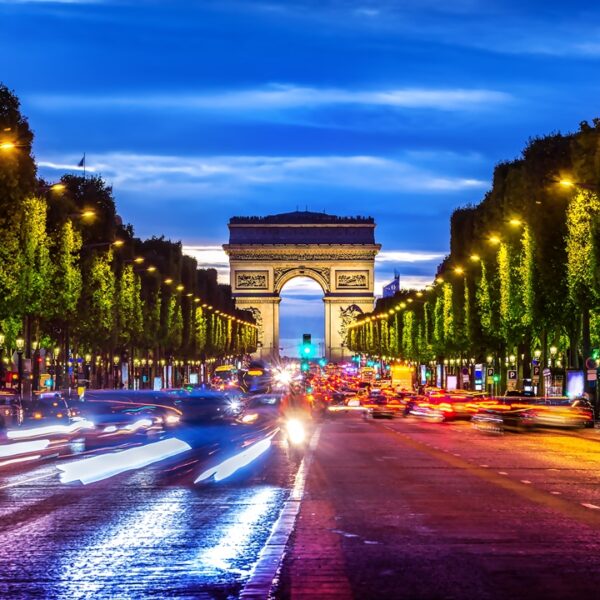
[2,0,600,348]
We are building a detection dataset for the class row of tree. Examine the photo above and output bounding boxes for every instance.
[348,119,600,389]
[0,84,257,384]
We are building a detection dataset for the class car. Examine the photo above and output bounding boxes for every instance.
[411,393,479,422]
[237,393,282,426]
[172,390,244,424]
[363,395,403,419]
[0,389,23,428]
[472,396,594,433]
[24,392,79,424]
[77,401,169,446]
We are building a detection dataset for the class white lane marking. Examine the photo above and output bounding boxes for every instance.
[582,503,600,510]
[453,453,461,457]
[550,491,561,495]
[498,471,508,475]
[520,480,531,484]
[240,424,322,600]
[480,464,489,468]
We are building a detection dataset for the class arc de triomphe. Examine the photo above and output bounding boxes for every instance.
[223,211,380,362]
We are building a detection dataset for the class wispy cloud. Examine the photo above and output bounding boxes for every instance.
[376,250,445,263]
[38,152,487,195]
[30,83,511,113]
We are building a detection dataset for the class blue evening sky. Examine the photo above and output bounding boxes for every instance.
[2,0,600,352]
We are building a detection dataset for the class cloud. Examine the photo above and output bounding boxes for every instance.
[376,250,445,263]
[30,83,511,113]
[38,152,488,195]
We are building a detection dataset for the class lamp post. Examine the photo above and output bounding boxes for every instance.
[16,333,25,399]
[85,354,92,388]
[32,340,39,392]
[0,331,5,387]
[53,346,61,390]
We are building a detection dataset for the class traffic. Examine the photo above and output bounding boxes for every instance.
[0,357,595,489]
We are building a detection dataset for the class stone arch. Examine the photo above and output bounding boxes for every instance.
[274,267,330,295]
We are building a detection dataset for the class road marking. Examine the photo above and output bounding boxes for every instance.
[520,480,531,484]
[453,453,461,457]
[241,424,322,600]
[582,503,600,510]
[0,472,52,490]
[498,471,508,475]
[480,464,489,468]
[550,491,561,495]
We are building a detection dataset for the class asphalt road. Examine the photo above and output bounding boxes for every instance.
[3,415,600,599]
[0,422,298,599]
[277,414,600,600]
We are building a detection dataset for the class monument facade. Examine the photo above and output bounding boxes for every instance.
[223,211,380,361]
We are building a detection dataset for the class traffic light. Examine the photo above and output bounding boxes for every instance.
[300,333,314,358]
[319,358,327,368]
[493,374,500,383]
[593,348,600,361]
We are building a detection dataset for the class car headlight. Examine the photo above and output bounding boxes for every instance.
[227,400,242,414]
[165,414,180,425]
[241,413,258,424]
[286,418,306,445]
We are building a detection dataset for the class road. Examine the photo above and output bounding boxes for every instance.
[277,414,600,600]
[2,416,600,599]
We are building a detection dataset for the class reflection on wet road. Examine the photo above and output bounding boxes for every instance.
[0,420,299,599]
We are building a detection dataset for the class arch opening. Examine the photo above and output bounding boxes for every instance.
[279,276,324,359]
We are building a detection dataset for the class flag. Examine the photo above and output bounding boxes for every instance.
[77,155,85,168]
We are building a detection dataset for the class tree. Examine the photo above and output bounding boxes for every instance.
[116,265,144,349]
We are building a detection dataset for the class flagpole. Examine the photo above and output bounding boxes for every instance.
[83,152,86,179]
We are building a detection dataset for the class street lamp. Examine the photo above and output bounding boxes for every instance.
[0,331,4,386]
[15,333,24,399]
[53,346,61,390]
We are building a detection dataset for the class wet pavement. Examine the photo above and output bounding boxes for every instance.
[3,414,600,598]
[0,421,298,599]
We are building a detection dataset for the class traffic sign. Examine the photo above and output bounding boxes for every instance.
[508,370,517,380]
[585,357,598,370]
[486,367,494,378]
[587,369,597,382]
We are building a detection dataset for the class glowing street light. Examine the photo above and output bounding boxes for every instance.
[469,254,480,262]
[488,235,501,245]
